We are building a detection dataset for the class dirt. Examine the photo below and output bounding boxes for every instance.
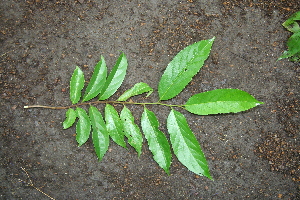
[1,0,299,199]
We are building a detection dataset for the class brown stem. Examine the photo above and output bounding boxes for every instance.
[24,100,184,110]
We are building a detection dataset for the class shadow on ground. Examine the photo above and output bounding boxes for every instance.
[1,0,299,199]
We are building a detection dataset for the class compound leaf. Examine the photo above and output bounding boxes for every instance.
[76,107,91,146]
[89,106,109,161]
[117,82,153,101]
[158,37,215,101]
[82,56,107,102]
[70,66,85,104]
[120,106,143,157]
[184,89,264,115]
[141,107,171,175]
[105,104,127,148]
[99,53,128,100]
[63,108,77,129]
[167,109,212,179]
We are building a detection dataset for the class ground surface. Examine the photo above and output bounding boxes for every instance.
[0,0,299,199]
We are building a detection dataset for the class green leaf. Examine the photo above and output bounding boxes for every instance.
[120,106,143,157]
[141,107,171,175]
[104,104,127,148]
[82,56,107,102]
[89,106,109,161]
[167,109,212,179]
[117,82,153,101]
[184,89,264,115]
[278,31,300,61]
[75,107,91,146]
[278,11,300,62]
[282,11,300,33]
[70,66,85,104]
[99,52,128,100]
[158,37,215,101]
[63,108,77,129]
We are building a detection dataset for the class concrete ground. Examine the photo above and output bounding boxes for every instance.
[1,0,299,199]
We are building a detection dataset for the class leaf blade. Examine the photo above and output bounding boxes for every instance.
[63,108,77,129]
[76,107,91,146]
[89,106,109,161]
[184,89,264,115]
[278,32,300,60]
[99,53,128,100]
[167,109,212,179]
[158,37,215,100]
[82,56,107,102]
[141,107,171,175]
[70,66,85,104]
[282,11,300,33]
[117,82,153,101]
[120,106,143,157]
[105,104,127,148]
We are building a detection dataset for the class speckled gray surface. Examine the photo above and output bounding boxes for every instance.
[1,1,299,199]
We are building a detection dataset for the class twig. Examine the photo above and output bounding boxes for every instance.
[1,50,13,57]
[20,167,56,200]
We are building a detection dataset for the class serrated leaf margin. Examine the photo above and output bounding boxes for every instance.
[63,108,77,129]
[99,52,128,100]
[141,107,172,175]
[105,104,127,148]
[82,56,107,102]
[89,106,109,161]
[120,106,143,157]
[117,82,153,101]
[70,66,85,104]
[184,89,264,115]
[167,109,212,179]
[75,107,91,146]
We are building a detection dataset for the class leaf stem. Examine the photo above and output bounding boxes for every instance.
[24,100,185,110]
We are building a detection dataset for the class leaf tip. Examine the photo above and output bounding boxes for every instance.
[207,175,214,181]
[256,101,264,105]
[96,155,104,162]
[164,168,171,176]
[77,140,84,147]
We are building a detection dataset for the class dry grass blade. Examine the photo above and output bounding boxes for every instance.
[20,167,56,200]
